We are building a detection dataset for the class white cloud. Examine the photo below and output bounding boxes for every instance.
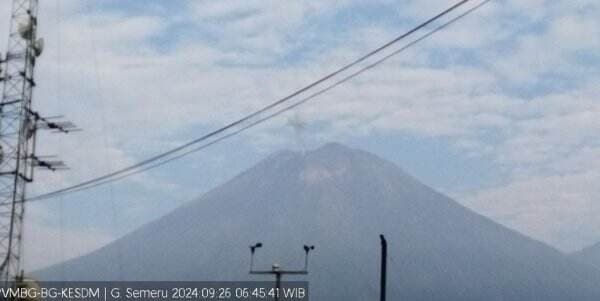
[491,1,600,84]
[0,0,598,266]
[187,0,356,62]
[462,83,600,251]
[464,167,600,252]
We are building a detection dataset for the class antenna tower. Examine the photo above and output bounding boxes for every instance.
[0,0,77,283]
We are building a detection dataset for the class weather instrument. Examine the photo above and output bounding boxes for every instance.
[248,242,314,301]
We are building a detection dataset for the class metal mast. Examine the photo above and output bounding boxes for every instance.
[0,0,76,282]
[380,234,387,301]
[249,243,314,301]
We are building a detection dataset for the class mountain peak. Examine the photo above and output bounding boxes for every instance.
[245,142,419,190]
[267,142,357,161]
[311,142,353,153]
[37,143,600,300]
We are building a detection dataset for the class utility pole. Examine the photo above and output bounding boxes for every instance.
[380,234,387,301]
[0,0,77,284]
[249,243,314,301]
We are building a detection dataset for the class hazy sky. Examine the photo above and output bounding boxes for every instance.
[0,0,598,270]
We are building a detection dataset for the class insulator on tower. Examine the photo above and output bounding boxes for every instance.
[17,18,33,40]
[33,38,44,56]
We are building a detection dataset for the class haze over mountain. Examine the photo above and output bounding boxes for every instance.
[37,143,600,300]
[572,242,600,271]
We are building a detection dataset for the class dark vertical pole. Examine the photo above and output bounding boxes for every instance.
[275,272,281,301]
[380,234,387,301]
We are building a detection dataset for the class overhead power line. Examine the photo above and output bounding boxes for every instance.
[37,0,492,200]
[26,0,489,202]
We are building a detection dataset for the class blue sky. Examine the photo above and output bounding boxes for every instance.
[0,0,598,270]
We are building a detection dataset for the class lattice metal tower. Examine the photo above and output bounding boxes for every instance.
[0,0,76,282]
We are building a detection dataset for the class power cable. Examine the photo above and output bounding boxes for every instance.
[26,0,489,202]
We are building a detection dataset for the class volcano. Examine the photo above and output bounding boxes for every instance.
[37,143,600,300]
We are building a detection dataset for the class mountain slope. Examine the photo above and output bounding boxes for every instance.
[37,143,600,300]
[572,242,600,271]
